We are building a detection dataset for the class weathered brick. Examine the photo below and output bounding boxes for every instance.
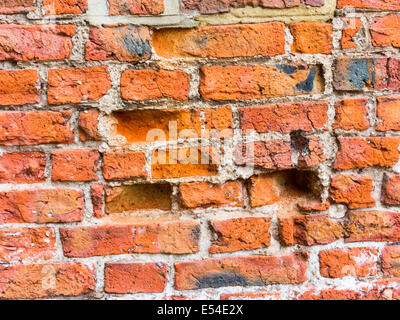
[0,111,73,146]
[85,26,151,62]
[209,217,271,253]
[151,147,219,179]
[382,246,400,277]
[0,227,56,263]
[235,140,292,170]
[43,0,88,14]
[319,247,379,278]
[0,152,45,184]
[105,184,172,213]
[0,25,75,61]
[79,109,100,141]
[329,175,375,209]
[47,66,111,105]
[371,15,400,48]
[333,98,369,131]
[178,181,244,209]
[105,263,167,294]
[382,174,400,206]
[279,215,343,246]
[334,137,400,170]
[121,69,189,101]
[341,18,363,49]
[0,0,34,14]
[112,107,232,143]
[338,0,400,11]
[247,174,280,207]
[108,0,164,15]
[174,253,308,290]
[345,211,400,242]
[240,101,328,133]
[51,149,100,182]
[200,64,323,100]
[91,184,104,218]
[298,288,363,300]
[102,152,147,181]
[152,22,285,58]
[0,263,94,299]
[0,189,84,224]
[376,96,400,131]
[290,22,333,54]
[221,292,283,300]
[0,69,39,106]
[293,135,327,168]
[61,220,200,257]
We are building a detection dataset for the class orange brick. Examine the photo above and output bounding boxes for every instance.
[178,180,244,209]
[209,217,271,253]
[382,246,400,276]
[337,0,400,10]
[371,15,400,47]
[48,66,111,105]
[0,152,45,184]
[121,69,189,101]
[108,0,164,15]
[247,174,280,207]
[290,22,333,54]
[43,0,88,14]
[382,174,400,205]
[91,184,104,218]
[105,263,167,294]
[319,247,379,278]
[341,18,363,49]
[79,109,100,141]
[0,0,34,14]
[102,152,147,181]
[61,221,200,257]
[51,149,100,182]
[329,175,375,209]
[0,69,39,106]
[376,96,400,131]
[333,98,369,130]
[0,189,84,224]
[152,22,285,58]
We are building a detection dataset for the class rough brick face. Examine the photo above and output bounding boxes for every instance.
[376,96,400,131]
[108,0,164,15]
[153,22,285,58]
[43,0,88,14]
[0,69,39,106]
[337,0,400,10]
[102,152,147,181]
[78,109,100,141]
[0,152,45,184]
[290,22,333,54]
[0,0,34,13]
[341,18,363,49]
[333,98,369,130]
[382,246,400,277]
[382,174,400,205]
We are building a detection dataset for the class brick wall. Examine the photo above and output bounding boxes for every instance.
[1,0,400,300]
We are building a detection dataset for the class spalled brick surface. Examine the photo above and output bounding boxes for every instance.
[2,0,400,301]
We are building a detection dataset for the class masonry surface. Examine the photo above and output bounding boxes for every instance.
[1,0,400,300]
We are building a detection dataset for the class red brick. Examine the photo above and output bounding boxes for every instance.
[279,214,344,246]
[221,292,283,300]
[345,211,400,243]
[298,288,363,300]
[200,64,323,101]
[319,247,379,278]
[102,152,147,181]
[371,15,400,47]
[0,227,56,263]
[121,69,189,101]
[329,175,375,209]
[0,152,45,184]
[382,246,400,277]
[293,135,327,168]
[209,217,271,253]
[79,109,100,141]
[178,181,244,209]
[334,137,400,170]
[240,101,328,133]
[108,0,164,15]
[333,98,369,130]
[60,220,200,257]
[0,69,39,106]
[382,174,400,205]
[0,0,34,14]
[52,149,100,182]
[247,174,280,207]
[152,22,285,58]
[174,253,308,290]
[91,184,104,218]
[43,0,88,14]
[85,26,151,62]
[105,184,172,213]
[0,25,75,61]
[48,66,111,105]
[376,96,400,131]
[0,189,84,224]
[151,147,219,179]
[235,140,292,170]
[105,263,167,294]
[0,111,73,146]
[0,263,94,299]
[290,22,333,54]
[341,18,363,49]
[338,0,400,9]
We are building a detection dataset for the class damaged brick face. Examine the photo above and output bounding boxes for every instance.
[2,0,400,301]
